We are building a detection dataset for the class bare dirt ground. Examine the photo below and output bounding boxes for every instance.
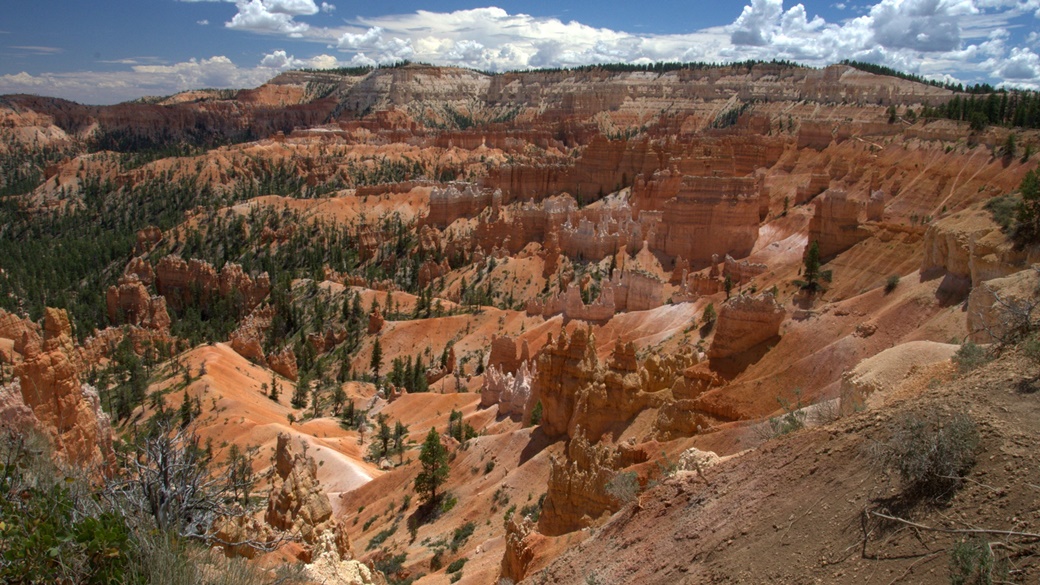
[532,349,1040,584]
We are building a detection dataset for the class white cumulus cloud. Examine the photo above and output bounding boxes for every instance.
[226,0,310,36]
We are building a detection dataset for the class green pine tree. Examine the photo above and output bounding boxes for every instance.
[414,427,449,504]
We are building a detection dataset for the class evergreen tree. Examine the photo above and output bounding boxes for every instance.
[377,416,392,459]
[1013,168,1040,246]
[414,427,449,504]
[291,374,309,409]
[370,338,383,383]
[179,390,194,428]
[795,240,832,294]
[332,385,347,415]
[393,421,408,463]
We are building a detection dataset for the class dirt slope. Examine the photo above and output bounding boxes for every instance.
[532,350,1040,584]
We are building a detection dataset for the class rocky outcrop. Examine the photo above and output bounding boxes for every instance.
[539,433,622,536]
[677,447,722,473]
[722,254,767,285]
[966,267,1040,344]
[806,190,881,260]
[267,346,298,381]
[0,380,40,436]
[653,399,719,440]
[229,306,273,364]
[0,309,42,358]
[155,256,270,313]
[708,293,785,360]
[124,256,155,286]
[213,514,273,559]
[795,173,831,205]
[632,171,764,268]
[534,330,666,441]
[15,308,114,471]
[501,514,538,583]
[105,274,171,331]
[266,433,343,550]
[367,305,385,334]
[921,208,1036,296]
[134,226,163,255]
[526,269,665,321]
[480,361,536,422]
[487,334,523,375]
[425,183,496,228]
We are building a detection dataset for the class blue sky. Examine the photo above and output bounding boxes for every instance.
[1,0,1039,104]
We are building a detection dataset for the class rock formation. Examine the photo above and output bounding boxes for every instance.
[722,254,768,285]
[15,308,114,471]
[708,293,786,360]
[134,226,163,255]
[526,269,665,321]
[487,334,522,375]
[105,274,171,331]
[921,208,1036,296]
[266,433,350,555]
[501,513,538,583]
[806,190,881,260]
[0,309,42,358]
[480,361,536,422]
[0,380,41,437]
[367,305,385,334]
[632,171,765,267]
[966,267,1040,344]
[538,432,622,536]
[229,306,274,364]
[534,330,666,441]
[267,346,298,381]
[155,256,270,313]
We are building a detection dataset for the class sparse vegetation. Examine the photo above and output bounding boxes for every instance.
[605,470,639,504]
[871,412,980,500]
[953,341,990,373]
[794,240,832,295]
[949,537,1008,585]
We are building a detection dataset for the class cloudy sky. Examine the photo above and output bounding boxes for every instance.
[1,0,1038,104]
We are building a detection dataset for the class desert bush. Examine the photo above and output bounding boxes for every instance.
[450,521,475,552]
[953,341,990,373]
[871,412,980,499]
[984,193,1020,232]
[446,557,468,574]
[366,523,398,550]
[605,470,639,504]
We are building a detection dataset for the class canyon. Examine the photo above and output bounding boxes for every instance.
[0,61,1038,584]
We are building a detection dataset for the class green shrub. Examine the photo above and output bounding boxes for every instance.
[446,557,467,574]
[884,274,900,294]
[949,537,1007,585]
[520,494,546,522]
[450,522,475,552]
[366,524,398,551]
[953,341,990,373]
[529,401,543,426]
[984,193,1020,232]
[439,493,458,514]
